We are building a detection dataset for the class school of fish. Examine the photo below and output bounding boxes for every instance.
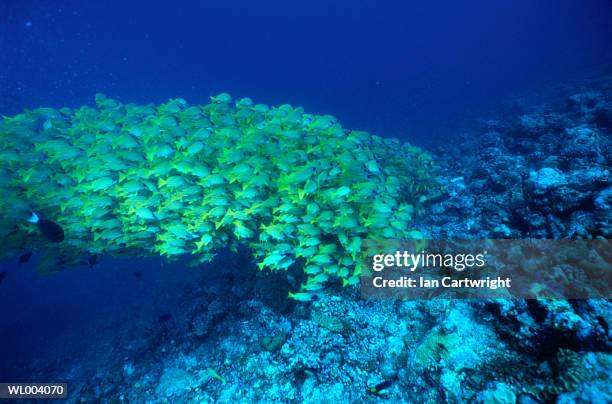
[0,93,438,298]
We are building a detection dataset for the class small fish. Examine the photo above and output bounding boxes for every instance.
[436,342,449,353]
[287,291,314,302]
[303,367,318,377]
[368,380,393,396]
[28,212,64,242]
[206,368,226,383]
[0,271,6,284]
[18,251,33,264]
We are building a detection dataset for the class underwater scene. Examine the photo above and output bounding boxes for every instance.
[0,1,611,403]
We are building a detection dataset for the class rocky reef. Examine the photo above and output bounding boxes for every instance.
[60,256,611,403]
[425,77,611,240]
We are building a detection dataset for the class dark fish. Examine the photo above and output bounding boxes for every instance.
[133,271,142,278]
[0,271,6,284]
[38,219,64,242]
[87,254,98,269]
[28,212,64,243]
[368,380,393,395]
[436,342,449,353]
[18,251,33,263]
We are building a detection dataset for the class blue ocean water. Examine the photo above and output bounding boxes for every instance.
[1,0,611,143]
[1,1,611,403]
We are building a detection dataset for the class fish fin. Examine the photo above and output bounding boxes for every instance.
[27,211,39,223]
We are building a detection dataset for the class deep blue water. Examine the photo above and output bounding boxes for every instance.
[1,0,611,144]
[1,1,612,401]
[0,256,210,380]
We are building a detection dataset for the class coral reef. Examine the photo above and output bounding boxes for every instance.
[424,77,612,240]
[53,266,610,403]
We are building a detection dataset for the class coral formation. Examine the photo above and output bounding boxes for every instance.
[425,77,612,239]
[0,93,437,292]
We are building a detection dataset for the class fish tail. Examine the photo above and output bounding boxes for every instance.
[27,211,39,223]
